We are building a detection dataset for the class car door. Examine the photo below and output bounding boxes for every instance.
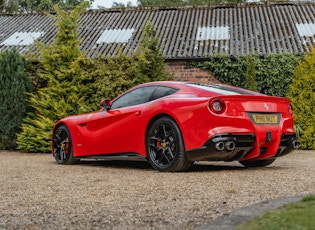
[86,86,157,155]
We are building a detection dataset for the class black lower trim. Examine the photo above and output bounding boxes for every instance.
[185,133,299,162]
[77,153,146,161]
[185,133,256,161]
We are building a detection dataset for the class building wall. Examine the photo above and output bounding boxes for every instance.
[165,61,220,83]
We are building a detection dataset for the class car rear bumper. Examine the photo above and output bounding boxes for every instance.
[185,133,299,161]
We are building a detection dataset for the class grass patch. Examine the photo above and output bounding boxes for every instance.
[235,194,315,230]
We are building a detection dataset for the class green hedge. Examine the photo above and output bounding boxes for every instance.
[190,53,303,96]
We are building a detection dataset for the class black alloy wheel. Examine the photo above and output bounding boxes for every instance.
[53,125,77,164]
[146,117,193,172]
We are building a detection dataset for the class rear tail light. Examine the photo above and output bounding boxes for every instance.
[209,99,226,114]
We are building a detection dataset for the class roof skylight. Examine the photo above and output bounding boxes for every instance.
[196,26,230,41]
[1,32,43,46]
[96,29,135,44]
[296,23,315,37]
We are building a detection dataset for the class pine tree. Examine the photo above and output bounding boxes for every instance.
[17,2,97,152]
[287,48,315,149]
[133,20,171,83]
[0,49,32,149]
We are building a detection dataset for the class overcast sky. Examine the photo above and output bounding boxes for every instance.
[91,0,138,9]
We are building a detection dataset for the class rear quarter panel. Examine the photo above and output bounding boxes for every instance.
[140,96,212,152]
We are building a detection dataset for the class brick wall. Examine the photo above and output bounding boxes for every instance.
[165,61,220,83]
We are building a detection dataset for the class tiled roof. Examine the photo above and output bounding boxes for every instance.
[1,2,315,60]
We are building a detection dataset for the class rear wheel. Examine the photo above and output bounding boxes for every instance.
[239,158,276,167]
[146,117,193,172]
[53,125,77,164]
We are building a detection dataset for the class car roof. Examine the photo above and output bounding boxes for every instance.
[138,81,262,96]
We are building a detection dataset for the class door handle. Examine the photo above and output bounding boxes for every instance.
[135,111,141,115]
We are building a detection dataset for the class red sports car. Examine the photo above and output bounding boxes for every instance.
[52,81,299,172]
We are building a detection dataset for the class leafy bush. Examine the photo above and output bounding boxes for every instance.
[287,49,315,150]
[191,53,302,96]
[0,49,32,149]
[192,54,247,88]
[256,54,301,96]
[94,54,137,101]
[245,55,258,92]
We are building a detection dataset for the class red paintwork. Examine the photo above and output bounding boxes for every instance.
[52,81,296,161]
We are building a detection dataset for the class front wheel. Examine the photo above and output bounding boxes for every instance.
[146,117,193,172]
[239,158,276,167]
[53,125,77,164]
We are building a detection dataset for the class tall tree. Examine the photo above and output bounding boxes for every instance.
[17,2,97,152]
[0,49,32,150]
[2,0,93,12]
[133,20,170,83]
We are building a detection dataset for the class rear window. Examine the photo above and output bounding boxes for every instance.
[187,83,258,95]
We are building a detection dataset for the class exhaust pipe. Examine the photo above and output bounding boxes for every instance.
[215,142,225,151]
[292,140,300,149]
[225,141,236,151]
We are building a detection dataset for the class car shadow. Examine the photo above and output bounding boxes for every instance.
[74,160,285,172]
[78,159,154,170]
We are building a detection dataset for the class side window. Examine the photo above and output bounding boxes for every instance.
[149,86,178,101]
[111,86,156,109]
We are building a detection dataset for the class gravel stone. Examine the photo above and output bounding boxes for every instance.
[0,150,314,229]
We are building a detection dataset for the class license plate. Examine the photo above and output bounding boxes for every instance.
[250,113,280,124]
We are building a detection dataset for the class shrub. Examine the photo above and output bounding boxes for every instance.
[287,49,315,149]
[191,53,302,96]
[245,55,258,92]
[192,54,247,88]
[256,53,301,96]
[94,54,137,101]
[0,49,32,149]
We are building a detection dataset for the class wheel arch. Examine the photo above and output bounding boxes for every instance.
[146,113,179,135]
[52,122,78,164]
[145,113,194,171]
[52,121,76,156]
[51,122,66,155]
[145,113,186,154]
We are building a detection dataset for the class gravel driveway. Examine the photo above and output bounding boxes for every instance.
[0,150,314,229]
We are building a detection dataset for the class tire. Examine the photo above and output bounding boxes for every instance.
[239,158,276,167]
[53,125,77,164]
[146,117,193,172]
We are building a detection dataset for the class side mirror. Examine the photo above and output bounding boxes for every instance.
[100,99,111,111]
